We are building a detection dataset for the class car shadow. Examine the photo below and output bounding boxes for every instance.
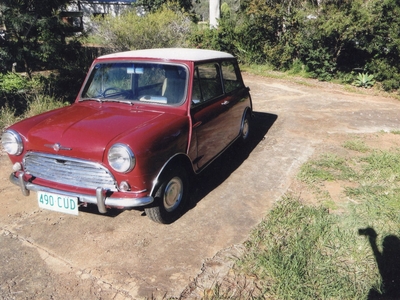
[79,204,124,217]
[186,111,278,211]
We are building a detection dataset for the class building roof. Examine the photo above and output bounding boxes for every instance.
[98,48,235,62]
[80,0,136,3]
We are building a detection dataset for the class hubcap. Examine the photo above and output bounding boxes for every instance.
[242,118,249,139]
[163,177,183,212]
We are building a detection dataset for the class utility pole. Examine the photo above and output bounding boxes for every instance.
[209,0,220,28]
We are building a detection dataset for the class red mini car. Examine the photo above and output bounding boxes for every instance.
[1,48,253,223]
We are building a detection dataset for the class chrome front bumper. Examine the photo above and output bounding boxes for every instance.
[10,173,154,213]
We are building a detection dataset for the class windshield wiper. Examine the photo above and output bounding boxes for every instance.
[79,98,134,105]
[79,97,103,103]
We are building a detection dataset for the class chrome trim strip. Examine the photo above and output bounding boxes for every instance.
[9,173,154,209]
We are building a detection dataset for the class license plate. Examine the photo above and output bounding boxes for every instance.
[38,191,78,215]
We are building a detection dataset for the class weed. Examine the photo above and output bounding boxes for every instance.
[343,139,370,153]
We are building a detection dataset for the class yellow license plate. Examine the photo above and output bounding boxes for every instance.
[38,191,78,215]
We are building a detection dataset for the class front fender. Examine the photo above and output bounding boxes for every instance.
[149,153,194,197]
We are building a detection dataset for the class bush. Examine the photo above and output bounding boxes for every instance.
[89,5,192,51]
[0,72,36,114]
[188,19,237,56]
[0,72,29,94]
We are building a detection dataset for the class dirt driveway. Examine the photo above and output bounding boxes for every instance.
[1,74,400,299]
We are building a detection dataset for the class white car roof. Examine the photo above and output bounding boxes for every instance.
[98,48,235,62]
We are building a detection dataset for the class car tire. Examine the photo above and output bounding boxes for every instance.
[145,167,189,224]
[240,111,251,142]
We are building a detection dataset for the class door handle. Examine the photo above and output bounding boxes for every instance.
[221,101,229,106]
[193,121,202,128]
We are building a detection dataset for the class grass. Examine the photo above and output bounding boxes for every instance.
[206,134,400,299]
[343,138,370,153]
[0,104,20,131]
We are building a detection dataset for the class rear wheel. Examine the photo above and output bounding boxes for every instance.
[145,167,189,224]
[240,111,251,142]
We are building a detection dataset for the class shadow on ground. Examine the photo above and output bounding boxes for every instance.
[359,227,400,299]
[188,111,278,209]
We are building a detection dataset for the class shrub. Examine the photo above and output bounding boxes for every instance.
[354,73,375,88]
[0,72,33,114]
[0,72,29,94]
[89,5,192,51]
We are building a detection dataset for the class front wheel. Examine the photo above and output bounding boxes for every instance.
[145,167,189,224]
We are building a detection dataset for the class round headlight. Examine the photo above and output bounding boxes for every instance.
[107,143,135,173]
[1,130,23,155]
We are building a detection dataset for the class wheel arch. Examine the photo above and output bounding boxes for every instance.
[150,153,194,197]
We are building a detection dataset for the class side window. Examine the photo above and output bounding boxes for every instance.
[221,60,243,93]
[192,63,223,105]
[192,69,202,105]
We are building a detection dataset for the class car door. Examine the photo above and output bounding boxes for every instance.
[190,61,236,170]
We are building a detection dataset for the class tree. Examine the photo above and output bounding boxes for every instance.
[0,0,70,77]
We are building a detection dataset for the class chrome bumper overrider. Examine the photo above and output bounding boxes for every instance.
[10,173,154,213]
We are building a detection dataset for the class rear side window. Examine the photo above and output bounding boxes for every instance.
[221,61,243,93]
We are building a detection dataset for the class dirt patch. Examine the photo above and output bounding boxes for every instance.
[2,74,400,299]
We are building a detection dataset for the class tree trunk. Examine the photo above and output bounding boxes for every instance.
[209,0,220,28]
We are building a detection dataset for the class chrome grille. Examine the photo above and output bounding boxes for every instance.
[23,152,117,191]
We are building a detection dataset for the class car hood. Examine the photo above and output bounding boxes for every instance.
[16,102,168,160]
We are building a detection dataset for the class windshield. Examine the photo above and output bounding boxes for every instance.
[80,62,188,105]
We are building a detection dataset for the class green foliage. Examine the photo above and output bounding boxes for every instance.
[188,16,238,57]
[367,59,400,91]
[354,73,375,88]
[187,0,400,87]
[0,72,29,94]
[0,72,40,114]
[90,4,191,51]
[0,0,71,76]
